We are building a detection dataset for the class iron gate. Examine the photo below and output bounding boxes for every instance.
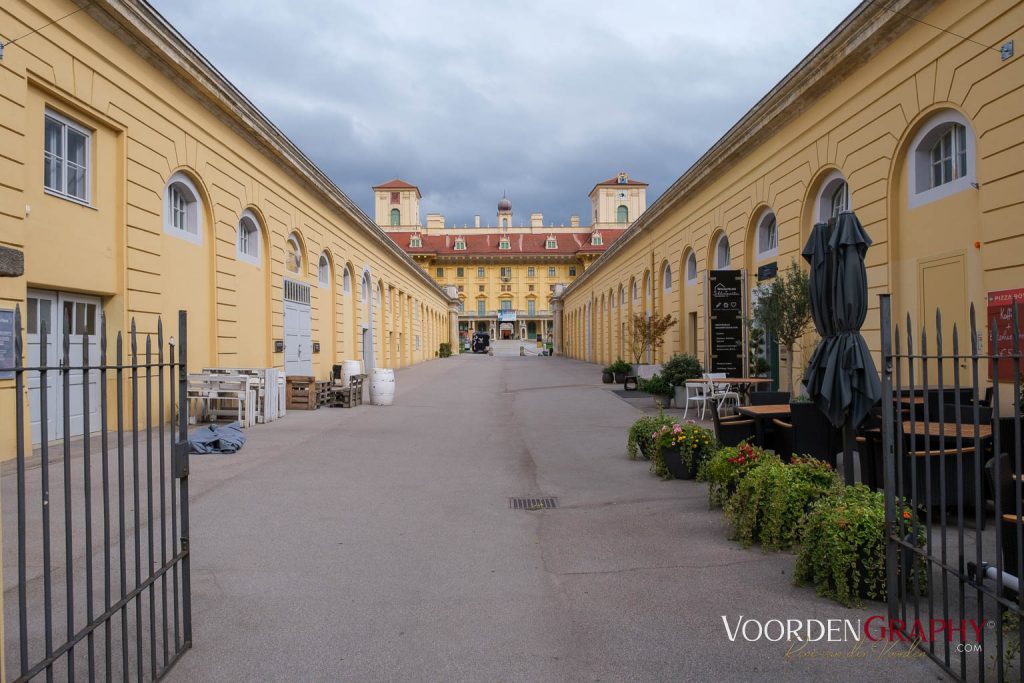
[6,308,191,681]
[880,293,1023,681]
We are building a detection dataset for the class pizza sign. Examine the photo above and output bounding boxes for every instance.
[987,288,1024,380]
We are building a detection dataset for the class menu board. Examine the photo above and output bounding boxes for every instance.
[987,288,1024,381]
[709,270,744,375]
[0,309,14,380]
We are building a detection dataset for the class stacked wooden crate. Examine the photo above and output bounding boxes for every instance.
[316,380,332,407]
[286,375,317,410]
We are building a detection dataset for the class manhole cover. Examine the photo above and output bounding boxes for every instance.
[509,497,558,510]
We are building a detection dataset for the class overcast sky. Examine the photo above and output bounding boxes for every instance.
[149,0,860,228]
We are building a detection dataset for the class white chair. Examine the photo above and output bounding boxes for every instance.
[682,381,714,420]
[714,384,742,416]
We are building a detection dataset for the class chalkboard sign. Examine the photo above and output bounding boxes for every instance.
[987,288,1024,381]
[0,309,15,380]
[709,270,744,375]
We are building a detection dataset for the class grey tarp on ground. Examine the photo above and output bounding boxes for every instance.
[801,211,881,430]
[189,421,246,454]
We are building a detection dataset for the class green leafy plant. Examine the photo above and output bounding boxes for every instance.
[439,342,453,358]
[747,326,771,376]
[626,312,678,366]
[649,422,716,479]
[608,358,632,375]
[794,484,927,607]
[698,442,776,508]
[660,353,704,387]
[638,373,673,398]
[751,261,813,395]
[626,413,676,461]
[725,454,840,550]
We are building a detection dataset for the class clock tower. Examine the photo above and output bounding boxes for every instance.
[589,171,648,229]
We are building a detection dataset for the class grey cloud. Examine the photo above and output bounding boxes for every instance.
[150,0,858,226]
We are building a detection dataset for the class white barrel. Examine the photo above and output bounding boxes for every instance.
[369,368,395,406]
[341,359,362,385]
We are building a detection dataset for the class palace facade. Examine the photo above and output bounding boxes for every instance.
[378,174,643,343]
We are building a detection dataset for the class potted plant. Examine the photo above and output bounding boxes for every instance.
[652,422,716,480]
[626,312,677,377]
[697,442,775,508]
[638,373,674,408]
[750,261,813,395]
[794,484,927,607]
[661,353,704,407]
[626,413,676,461]
[725,454,839,550]
[601,366,614,384]
[609,358,631,383]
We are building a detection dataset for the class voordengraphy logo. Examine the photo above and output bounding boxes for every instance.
[721,615,987,657]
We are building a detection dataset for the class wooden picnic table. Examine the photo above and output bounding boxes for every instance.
[737,404,791,446]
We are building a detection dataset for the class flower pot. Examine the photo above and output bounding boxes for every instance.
[673,384,688,407]
[653,395,671,409]
[613,371,627,383]
[602,371,614,384]
[660,446,698,480]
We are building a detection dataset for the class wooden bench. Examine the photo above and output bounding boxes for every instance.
[329,374,365,408]
[187,374,256,427]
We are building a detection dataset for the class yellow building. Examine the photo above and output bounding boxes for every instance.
[555,0,1024,382]
[0,0,456,457]
[377,174,645,343]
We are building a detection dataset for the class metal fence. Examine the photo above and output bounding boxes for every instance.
[5,309,191,681]
[880,293,1023,681]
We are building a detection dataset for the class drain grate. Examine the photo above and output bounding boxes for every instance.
[509,496,558,510]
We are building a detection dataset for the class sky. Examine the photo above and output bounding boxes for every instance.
[149,0,861,228]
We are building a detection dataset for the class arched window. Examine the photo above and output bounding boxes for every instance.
[756,211,778,257]
[390,208,401,226]
[715,234,730,269]
[816,171,851,222]
[237,210,260,264]
[360,273,368,302]
[501,218,509,228]
[619,286,625,306]
[908,111,975,208]
[616,205,629,223]
[631,280,638,301]
[343,266,352,295]
[285,235,302,274]
[663,263,672,291]
[686,251,698,284]
[318,252,330,288]
[164,172,202,243]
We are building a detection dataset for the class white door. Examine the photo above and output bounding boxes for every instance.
[27,290,101,444]
[283,279,312,376]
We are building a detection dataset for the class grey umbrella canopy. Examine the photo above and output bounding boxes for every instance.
[802,211,881,480]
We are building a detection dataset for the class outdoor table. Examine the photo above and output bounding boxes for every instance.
[737,404,791,447]
[900,422,993,440]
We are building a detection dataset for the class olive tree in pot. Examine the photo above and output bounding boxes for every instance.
[750,262,813,396]
[626,312,677,377]
[661,353,704,407]
[608,358,632,383]
[601,366,614,384]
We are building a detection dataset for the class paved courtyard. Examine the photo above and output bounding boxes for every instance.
[158,353,940,682]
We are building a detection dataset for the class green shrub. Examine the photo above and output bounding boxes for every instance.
[725,455,840,550]
[626,413,676,461]
[661,353,703,387]
[608,358,632,375]
[638,373,673,398]
[794,484,927,607]
[698,442,776,508]
[649,422,715,479]
[439,342,452,358]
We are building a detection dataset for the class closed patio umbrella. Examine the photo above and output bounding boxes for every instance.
[802,211,881,484]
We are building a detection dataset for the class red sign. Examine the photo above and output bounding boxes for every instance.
[987,288,1024,380]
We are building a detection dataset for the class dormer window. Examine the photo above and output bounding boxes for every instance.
[409,234,422,248]
[454,237,466,251]
[545,236,557,249]
[499,237,510,250]
[591,232,603,246]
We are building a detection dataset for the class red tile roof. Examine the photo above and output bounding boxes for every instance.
[390,230,626,257]
[373,179,422,197]
[589,175,648,196]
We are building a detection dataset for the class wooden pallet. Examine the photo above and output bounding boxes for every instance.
[328,374,365,408]
[286,375,317,410]
[316,380,332,407]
